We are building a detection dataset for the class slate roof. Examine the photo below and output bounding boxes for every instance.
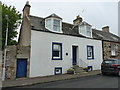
[45,13,62,20]
[29,15,85,38]
[92,29,120,42]
[28,15,120,42]
[80,21,92,26]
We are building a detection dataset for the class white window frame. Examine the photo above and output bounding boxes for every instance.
[79,25,92,38]
[87,45,94,60]
[52,42,62,60]
[111,44,116,56]
[45,18,62,33]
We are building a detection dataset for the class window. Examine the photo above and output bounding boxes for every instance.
[53,19,60,32]
[111,44,116,56]
[79,26,85,35]
[86,26,91,37]
[52,42,62,60]
[79,21,92,38]
[46,19,52,30]
[45,18,62,33]
[87,46,94,59]
[54,67,62,75]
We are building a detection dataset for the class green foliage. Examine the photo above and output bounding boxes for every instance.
[67,68,74,74]
[1,2,21,50]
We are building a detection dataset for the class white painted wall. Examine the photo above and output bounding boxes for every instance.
[30,30,103,77]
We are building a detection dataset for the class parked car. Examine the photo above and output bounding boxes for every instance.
[101,59,120,76]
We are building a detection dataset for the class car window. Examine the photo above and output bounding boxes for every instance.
[103,60,116,64]
[118,60,120,65]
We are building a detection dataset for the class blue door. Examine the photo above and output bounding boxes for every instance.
[16,59,27,78]
[72,46,77,65]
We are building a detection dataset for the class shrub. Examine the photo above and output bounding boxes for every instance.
[67,68,74,74]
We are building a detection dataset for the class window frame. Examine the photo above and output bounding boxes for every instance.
[111,44,116,56]
[87,45,94,60]
[45,18,62,33]
[53,19,61,32]
[54,67,62,75]
[79,25,92,38]
[52,42,62,60]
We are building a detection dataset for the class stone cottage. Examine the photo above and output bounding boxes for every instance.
[92,26,120,60]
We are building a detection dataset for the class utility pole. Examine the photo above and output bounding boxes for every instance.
[2,15,8,81]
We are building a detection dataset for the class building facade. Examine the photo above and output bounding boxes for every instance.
[92,26,120,60]
[4,1,119,80]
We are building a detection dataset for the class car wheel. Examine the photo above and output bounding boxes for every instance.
[102,71,106,75]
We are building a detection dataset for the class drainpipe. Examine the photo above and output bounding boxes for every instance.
[2,15,8,81]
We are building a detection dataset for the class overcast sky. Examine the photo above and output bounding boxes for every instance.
[1,0,119,38]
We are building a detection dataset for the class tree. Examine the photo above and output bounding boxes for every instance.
[1,2,21,50]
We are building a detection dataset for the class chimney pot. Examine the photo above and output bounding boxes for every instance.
[23,1,31,16]
[73,15,83,25]
[26,1,29,5]
[102,26,109,32]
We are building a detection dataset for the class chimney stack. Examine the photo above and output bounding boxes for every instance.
[73,15,83,25]
[23,1,31,16]
[102,26,109,33]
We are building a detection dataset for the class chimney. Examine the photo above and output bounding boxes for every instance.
[102,26,109,33]
[73,15,83,25]
[23,1,31,16]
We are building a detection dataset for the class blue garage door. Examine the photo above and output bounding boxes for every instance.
[16,59,27,78]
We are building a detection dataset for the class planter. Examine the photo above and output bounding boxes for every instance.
[67,68,74,74]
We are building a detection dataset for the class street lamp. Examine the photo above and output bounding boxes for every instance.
[2,15,8,81]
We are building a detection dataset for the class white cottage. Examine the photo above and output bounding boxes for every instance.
[17,2,103,78]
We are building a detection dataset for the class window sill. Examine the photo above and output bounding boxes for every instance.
[87,58,94,60]
[52,58,63,60]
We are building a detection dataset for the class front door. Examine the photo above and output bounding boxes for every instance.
[16,59,27,78]
[72,46,77,65]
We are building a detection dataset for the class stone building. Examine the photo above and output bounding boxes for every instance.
[5,46,30,80]
[92,26,120,60]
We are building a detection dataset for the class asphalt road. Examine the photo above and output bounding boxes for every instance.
[17,74,119,88]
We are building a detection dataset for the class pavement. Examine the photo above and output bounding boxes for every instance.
[2,70,101,88]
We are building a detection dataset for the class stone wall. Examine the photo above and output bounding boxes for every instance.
[5,45,30,80]
[0,51,2,80]
[103,41,120,60]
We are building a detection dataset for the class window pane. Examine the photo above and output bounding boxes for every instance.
[104,60,116,64]
[111,44,116,55]
[87,46,94,59]
[46,19,52,30]
[53,51,59,57]
[52,42,62,60]
[87,31,91,37]
[53,26,60,32]
[86,26,91,37]
[54,44,60,50]
[53,19,60,31]
[80,26,85,35]
[54,19,60,26]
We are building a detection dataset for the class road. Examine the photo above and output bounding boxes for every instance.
[16,75,119,88]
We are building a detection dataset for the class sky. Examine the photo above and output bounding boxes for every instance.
[1,0,119,40]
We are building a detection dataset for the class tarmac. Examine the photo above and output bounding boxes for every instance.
[2,70,101,88]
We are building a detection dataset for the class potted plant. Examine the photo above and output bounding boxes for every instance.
[67,68,74,74]
[83,67,88,72]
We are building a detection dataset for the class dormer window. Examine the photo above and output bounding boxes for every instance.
[45,14,62,33]
[79,21,92,38]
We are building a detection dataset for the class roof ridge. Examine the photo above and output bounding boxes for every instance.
[29,15,43,19]
[62,22,73,26]
[93,29,119,38]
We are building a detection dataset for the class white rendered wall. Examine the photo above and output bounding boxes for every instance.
[30,30,103,77]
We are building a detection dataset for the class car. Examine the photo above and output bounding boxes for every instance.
[101,59,120,76]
